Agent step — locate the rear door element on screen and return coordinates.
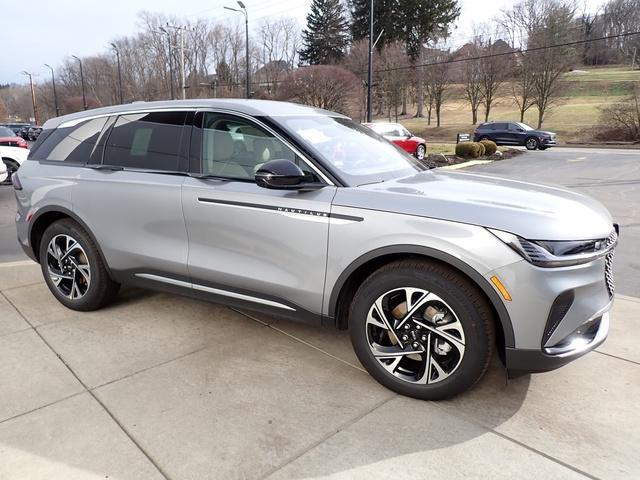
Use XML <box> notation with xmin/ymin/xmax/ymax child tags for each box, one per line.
<box><xmin>181</xmin><ymin>111</ymin><xmax>336</xmax><ymax>318</ymax></box>
<box><xmin>491</xmin><ymin>122</ymin><xmax>509</xmax><ymax>144</ymax></box>
<box><xmin>74</xmin><ymin>110</ymin><xmax>191</xmax><ymax>280</ymax></box>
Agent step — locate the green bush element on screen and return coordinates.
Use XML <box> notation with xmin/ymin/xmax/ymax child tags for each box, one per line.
<box><xmin>479</xmin><ymin>139</ymin><xmax>497</xmax><ymax>155</ymax></box>
<box><xmin>455</xmin><ymin>142</ymin><xmax>482</xmax><ymax>158</ymax></box>
<box><xmin>477</xmin><ymin>141</ymin><xmax>486</xmax><ymax>156</ymax></box>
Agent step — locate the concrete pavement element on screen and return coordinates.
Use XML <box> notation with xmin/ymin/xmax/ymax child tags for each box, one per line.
<box><xmin>1</xmin><ymin>262</ymin><xmax>639</xmax><ymax>480</ymax></box>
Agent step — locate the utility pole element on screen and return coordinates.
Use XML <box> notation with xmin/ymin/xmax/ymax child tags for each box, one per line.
<box><xmin>224</xmin><ymin>1</ymin><xmax>250</xmax><ymax>98</ymax></box>
<box><xmin>166</xmin><ymin>24</ymin><xmax>190</xmax><ymax>100</ymax></box>
<box><xmin>43</xmin><ymin>64</ymin><xmax>60</xmax><ymax>117</ymax></box>
<box><xmin>110</xmin><ymin>43</ymin><xmax>124</xmax><ymax>104</ymax></box>
<box><xmin>21</xmin><ymin>71</ymin><xmax>39</xmax><ymax>125</ymax></box>
<box><xmin>72</xmin><ymin>55</ymin><xmax>87</xmax><ymax>110</ymax></box>
<box><xmin>158</xmin><ymin>26</ymin><xmax>175</xmax><ymax>100</ymax></box>
<box><xmin>366</xmin><ymin>0</ymin><xmax>374</xmax><ymax>122</ymax></box>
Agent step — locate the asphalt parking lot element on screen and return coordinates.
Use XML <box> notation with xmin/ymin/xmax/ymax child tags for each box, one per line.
<box><xmin>1</xmin><ymin>147</ymin><xmax>639</xmax><ymax>479</ymax></box>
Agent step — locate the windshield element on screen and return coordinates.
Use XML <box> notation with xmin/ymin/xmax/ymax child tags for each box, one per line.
<box><xmin>276</xmin><ymin>116</ymin><xmax>424</xmax><ymax>186</ymax></box>
<box><xmin>0</xmin><ymin>126</ymin><xmax>16</xmax><ymax>137</ymax></box>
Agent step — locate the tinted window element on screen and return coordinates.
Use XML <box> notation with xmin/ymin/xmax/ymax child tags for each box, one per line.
<box><xmin>197</xmin><ymin>112</ymin><xmax>318</xmax><ymax>181</ymax></box>
<box><xmin>0</xmin><ymin>126</ymin><xmax>15</xmax><ymax>137</ymax></box>
<box><xmin>103</xmin><ymin>111</ymin><xmax>186</xmax><ymax>170</ymax></box>
<box><xmin>492</xmin><ymin>123</ymin><xmax>507</xmax><ymax>130</ymax></box>
<box><xmin>29</xmin><ymin>117</ymin><xmax>108</xmax><ymax>163</ymax></box>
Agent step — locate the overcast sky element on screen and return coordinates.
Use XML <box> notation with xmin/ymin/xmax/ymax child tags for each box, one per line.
<box><xmin>1</xmin><ymin>0</ymin><xmax>607</xmax><ymax>85</ymax></box>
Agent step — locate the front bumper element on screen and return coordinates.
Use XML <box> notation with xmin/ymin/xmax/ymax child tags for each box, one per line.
<box><xmin>506</xmin><ymin>306</ymin><xmax>610</xmax><ymax>375</ymax></box>
<box><xmin>541</xmin><ymin>136</ymin><xmax>557</xmax><ymax>146</ymax></box>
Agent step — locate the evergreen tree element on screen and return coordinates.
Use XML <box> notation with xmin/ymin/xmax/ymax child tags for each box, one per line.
<box><xmin>299</xmin><ymin>0</ymin><xmax>350</xmax><ymax>65</ymax></box>
<box><xmin>349</xmin><ymin>0</ymin><xmax>460</xmax><ymax>116</ymax></box>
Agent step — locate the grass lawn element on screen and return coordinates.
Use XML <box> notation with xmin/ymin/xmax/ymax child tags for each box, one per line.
<box><xmin>381</xmin><ymin>65</ymin><xmax>640</xmax><ymax>144</ymax></box>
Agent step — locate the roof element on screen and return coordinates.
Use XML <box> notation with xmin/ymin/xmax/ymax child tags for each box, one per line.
<box><xmin>44</xmin><ymin>99</ymin><xmax>347</xmax><ymax>129</ymax></box>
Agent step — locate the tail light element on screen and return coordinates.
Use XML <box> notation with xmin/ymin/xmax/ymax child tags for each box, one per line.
<box><xmin>12</xmin><ymin>172</ymin><xmax>23</xmax><ymax>190</ymax></box>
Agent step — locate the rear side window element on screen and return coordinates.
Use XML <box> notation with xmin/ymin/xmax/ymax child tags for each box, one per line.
<box><xmin>103</xmin><ymin>111</ymin><xmax>186</xmax><ymax>171</ymax></box>
<box><xmin>29</xmin><ymin>117</ymin><xmax>108</xmax><ymax>163</ymax></box>
<box><xmin>492</xmin><ymin>123</ymin><xmax>507</xmax><ymax>130</ymax></box>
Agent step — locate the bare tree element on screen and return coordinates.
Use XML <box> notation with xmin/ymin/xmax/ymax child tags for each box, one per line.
<box><xmin>256</xmin><ymin>17</ymin><xmax>300</xmax><ymax>96</ymax></box>
<box><xmin>278</xmin><ymin>65</ymin><xmax>360</xmax><ymax>115</ymax></box>
<box><xmin>424</xmin><ymin>50</ymin><xmax>451</xmax><ymax>127</ymax></box>
<box><xmin>460</xmin><ymin>43</ymin><xmax>484</xmax><ymax>124</ymax></box>
<box><xmin>511</xmin><ymin>54</ymin><xmax>536</xmax><ymax>122</ymax></box>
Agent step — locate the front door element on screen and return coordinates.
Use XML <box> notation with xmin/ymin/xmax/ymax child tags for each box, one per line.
<box><xmin>181</xmin><ymin>111</ymin><xmax>336</xmax><ymax>319</ymax></box>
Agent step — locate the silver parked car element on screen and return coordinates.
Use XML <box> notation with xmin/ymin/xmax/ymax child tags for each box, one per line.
<box><xmin>13</xmin><ymin>100</ymin><xmax>617</xmax><ymax>400</ymax></box>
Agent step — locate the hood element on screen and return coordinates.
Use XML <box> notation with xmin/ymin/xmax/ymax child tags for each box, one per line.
<box><xmin>334</xmin><ymin>170</ymin><xmax>613</xmax><ymax>241</ymax></box>
<box><xmin>537</xmin><ymin>130</ymin><xmax>555</xmax><ymax>136</ymax></box>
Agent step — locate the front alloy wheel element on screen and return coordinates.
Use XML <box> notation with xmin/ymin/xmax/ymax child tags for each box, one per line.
<box><xmin>349</xmin><ymin>260</ymin><xmax>494</xmax><ymax>400</ymax></box>
<box><xmin>525</xmin><ymin>137</ymin><xmax>539</xmax><ymax>150</ymax></box>
<box><xmin>415</xmin><ymin>144</ymin><xmax>426</xmax><ymax>161</ymax></box>
<box><xmin>366</xmin><ymin>288</ymin><xmax>465</xmax><ymax>385</ymax></box>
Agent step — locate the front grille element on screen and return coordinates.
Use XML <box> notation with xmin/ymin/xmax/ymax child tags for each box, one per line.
<box><xmin>604</xmin><ymin>228</ymin><xmax>617</xmax><ymax>299</ymax></box>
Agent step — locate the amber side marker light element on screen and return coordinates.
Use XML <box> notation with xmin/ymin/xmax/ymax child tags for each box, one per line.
<box><xmin>490</xmin><ymin>275</ymin><xmax>512</xmax><ymax>301</ymax></box>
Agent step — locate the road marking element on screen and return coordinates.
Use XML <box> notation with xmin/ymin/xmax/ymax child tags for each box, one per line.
<box><xmin>568</xmin><ymin>156</ymin><xmax>587</xmax><ymax>162</ymax></box>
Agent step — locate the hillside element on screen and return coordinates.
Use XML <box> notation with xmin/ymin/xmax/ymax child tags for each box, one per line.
<box><xmin>394</xmin><ymin>65</ymin><xmax>640</xmax><ymax>145</ymax></box>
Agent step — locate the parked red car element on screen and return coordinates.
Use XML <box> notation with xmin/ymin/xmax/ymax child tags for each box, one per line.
<box><xmin>0</xmin><ymin>126</ymin><xmax>28</xmax><ymax>149</ymax></box>
<box><xmin>363</xmin><ymin>122</ymin><xmax>427</xmax><ymax>160</ymax></box>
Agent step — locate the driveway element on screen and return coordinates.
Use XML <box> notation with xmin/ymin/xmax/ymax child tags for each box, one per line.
<box><xmin>1</xmin><ymin>147</ymin><xmax>639</xmax><ymax>479</ymax></box>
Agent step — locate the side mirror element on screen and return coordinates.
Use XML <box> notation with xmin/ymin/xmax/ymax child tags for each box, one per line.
<box><xmin>255</xmin><ymin>159</ymin><xmax>324</xmax><ymax>191</ymax></box>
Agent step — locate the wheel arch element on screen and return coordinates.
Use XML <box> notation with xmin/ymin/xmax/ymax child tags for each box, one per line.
<box><xmin>328</xmin><ymin>245</ymin><xmax>515</xmax><ymax>351</ymax></box>
<box><xmin>28</xmin><ymin>206</ymin><xmax>114</xmax><ymax>280</ymax></box>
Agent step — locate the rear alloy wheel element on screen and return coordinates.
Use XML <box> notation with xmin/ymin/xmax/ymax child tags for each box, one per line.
<box><xmin>525</xmin><ymin>137</ymin><xmax>539</xmax><ymax>150</ymax></box>
<box><xmin>349</xmin><ymin>260</ymin><xmax>494</xmax><ymax>400</ymax></box>
<box><xmin>40</xmin><ymin>219</ymin><xmax>119</xmax><ymax>311</ymax></box>
<box><xmin>415</xmin><ymin>144</ymin><xmax>426</xmax><ymax>160</ymax></box>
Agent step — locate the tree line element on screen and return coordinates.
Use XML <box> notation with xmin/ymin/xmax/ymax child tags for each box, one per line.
<box><xmin>1</xmin><ymin>0</ymin><xmax>639</xmax><ymax>129</ymax></box>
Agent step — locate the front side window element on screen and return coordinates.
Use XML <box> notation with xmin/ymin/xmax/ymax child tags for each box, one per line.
<box><xmin>198</xmin><ymin>112</ymin><xmax>319</xmax><ymax>182</ymax></box>
<box><xmin>103</xmin><ymin>111</ymin><xmax>186</xmax><ymax>170</ymax></box>
<box><xmin>277</xmin><ymin>116</ymin><xmax>424</xmax><ymax>186</ymax></box>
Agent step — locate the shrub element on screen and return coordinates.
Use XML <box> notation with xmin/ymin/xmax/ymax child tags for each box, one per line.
<box><xmin>480</xmin><ymin>139</ymin><xmax>497</xmax><ymax>155</ymax></box>
<box><xmin>455</xmin><ymin>142</ymin><xmax>482</xmax><ymax>158</ymax></box>
<box><xmin>477</xmin><ymin>141</ymin><xmax>486</xmax><ymax>156</ymax></box>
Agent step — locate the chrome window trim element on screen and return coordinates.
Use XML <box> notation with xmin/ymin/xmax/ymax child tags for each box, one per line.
<box><xmin>58</xmin><ymin>107</ymin><xmax>199</xmax><ymax>128</ymax></box>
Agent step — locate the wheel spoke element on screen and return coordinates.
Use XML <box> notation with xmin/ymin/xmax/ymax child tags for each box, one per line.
<box><xmin>75</xmin><ymin>263</ymin><xmax>90</xmax><ymax>283</ymax></box>
<box><xmin>396</xmin><ymin>291</ymin><xmax>438</xmax><ymax>330</ymax></box>
<box><xmin>414</xmin><ymin>319</ymin><xmax>465</xmax><ymax>352</ymax></box>
<box><xmin>415</xmin><ymin>332</ymin><xmax>431</xmax><ymax>384</ymax></box>
<box><xmin>428</xmin><ymin>356</ymin><xmax>449</xmax><ymax>384</ymax></box>
<box><xmin>371</xmin><ymin>343</ymin><xmax>424</xmax><ymax>358</ymax></box>
<box><xmin>372</xmin><ymin>299</ymin><xmax>404</xmax><ymax>348</ymax></box>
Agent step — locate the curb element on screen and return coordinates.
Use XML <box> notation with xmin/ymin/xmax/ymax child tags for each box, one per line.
<box><xmin>440</xmin><ymin>160</ymin><xmax>493</xmax><ymax>170</ymax></box>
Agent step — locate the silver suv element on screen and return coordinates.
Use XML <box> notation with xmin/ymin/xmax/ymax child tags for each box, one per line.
<box><xmin>13</xmin><ymin>100</ymin><xmax>617</xmax><ymax>400</ymax></box>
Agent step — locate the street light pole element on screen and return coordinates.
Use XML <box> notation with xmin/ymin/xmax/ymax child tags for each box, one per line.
<box><xmin>21</xmin><ymin>71</ymin><xmax>39</xmax><ymax>125</ymax></box>
<box><xmin>110</xmin><ymin>43</ymin><xmax>124</xmax><ymax>104</ymax></box>
<box><xmin>72</xmin><ymin>55</ymin><xmax>87</xmax><ymax>110</ymax></box>
<box><xmin>225</xmin><ymin>1</ymin><xmax>250</xmax><ymax>98</ymax></box>
<box><xmin>43</xmin><ymin>64</ymin><xmax>60</xmax><ymax>117</ymax></box>
<box><xmin>366</xmin><ymin>0</ymin><xmax>374</xmax><ymax>122</ymax></box>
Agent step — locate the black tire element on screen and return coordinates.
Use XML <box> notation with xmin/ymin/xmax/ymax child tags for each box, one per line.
<box><xmin>479</xmin><ymin>136</ymin><xmax>491</xmax><ymax>142</ymax></box>
<box><xmin>349</xmin><ymin>259</ymin><xmax>494</xmax><ymax>400</ymax></box>
<box><xmin>415</xmin><ymin>144</ymin><xmax>426</xmax><ymax>160</ymax></box>
<box><xmin>525</xmin><ymin>137</ymin><xmax>539</xmax><ymax>150</ymax></box>
<box><xmin>39</xmin><ymin>219</ymin><xmax>119</xmax><ymax>311</ymax></box>
<box><xmin>1</xmin><ymin>159</ymin><xmax>19</xmax><ymax>185</ymax></box>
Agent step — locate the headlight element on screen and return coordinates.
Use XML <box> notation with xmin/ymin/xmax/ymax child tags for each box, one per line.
<box><xmin>488</xmin><ymin>228</ymin><xmax>617</xmax><ymax>267</ymax></box>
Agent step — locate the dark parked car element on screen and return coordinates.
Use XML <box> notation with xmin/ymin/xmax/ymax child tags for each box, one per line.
<box><xmin>474</xmin><ymin>122</ymin><xmax>556</xmax><ymax>150</ymax></box>
<box><xmin>1</xmin><ymin>123</ymin><xmax>33</xmax><ymax>141</ymax></box>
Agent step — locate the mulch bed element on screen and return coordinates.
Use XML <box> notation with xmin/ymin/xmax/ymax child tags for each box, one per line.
<box><xmin>418</xmin><ymin>148</ymin><xmax>523</xmax><ymax>169</ymax></box>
